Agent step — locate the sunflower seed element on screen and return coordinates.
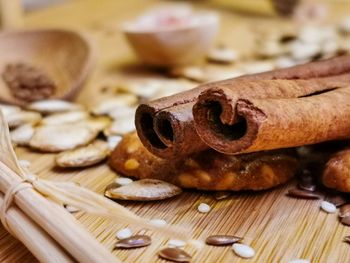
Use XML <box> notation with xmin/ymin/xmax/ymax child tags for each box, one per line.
<box><xmin>320</xmin><ymin>201</ymin><xmax>337</xmax><ymax>213</ymax></box>
<box><xmin>158</xmin><ymin>247</ymin><xmax>191</xmax><ymax>262</ymax></box>
<box><xmin>198</xmin><ymin>203</ymin><xmax>211</xmax><ymax>213</ymax></box>
<box><xmin>64</xmin><ymin>204</ymin><xmax>80</xmax><ymax>213</ymax></box>
<box><xmin>10</xmin><ymin>124</ymin><xmax>34</xmax><ymax>145</ymax></box>
<box><xmin>325</xmin><ymin>194</ymin><xmax>348</xmax><ymax>207</ymax></box>
<box><xmin>287</xmin><ymin>188</ymin><xmax>322</xmax><ymax>199</ymax></box>
<box><xmin>341</xmin><ymin>215</ymin><xmax>350</xmax><ymax>226</ymax></box>
<box><xmin>339</xmin><ymin>204</ymin><xmax>350</xmax><ymax>218</ymax></box>
<box><xmin>206</xmin><ymin>235</ymin><xmax>243</xmax><ymax>246</ymax></box>
<box><xmin>29</xmin><ymin>123</ymin><xmax>98</xmax><ymax>152</ymax></box>
<box><xmin>168</xmin><ymin>239</ymin><xmax>186</xmax><ymax>248</ymax></box>
<box><xmin>6</xmin><ymin>111</ymin><xmax>41</xmax><ymax>128</ymax></box>
<box><xmin>207</xmin><ymin>47</ymin><xmax>239</xmax><ymax>64</ymax></box>
<box><xmin>214</xmin><ymin>191</ymin><xmax>231</xmax><ymax>200</ymax></box>
<box><xmin>115</xmin><ymin>235</ymin><xmax>151</xmax><ymax>249</ymax></box>
<box><xmin>114</xmin><ymin>177</ymin><xmax>133</xmax><ymax>186</ymax></box>
<box><xmin>91</xmin><ymin>95</ymin><xmax>138</xmax><ymax>115</ymax></box>
<box><xmin>232</xmin><ymin>243</ymin><xmax>255</xmax><ymax>259</ymax></box>
<box><xmin>27</xmin><ymin>100</ymin><xmax>82</xmax><ymax>114</ymax></box>
<box><xmin>42</xmin><ymin>111</ymin><xmax>89</xmax><ymax>125</ymax></box>
<box><xmin>105</xmin><ymin>179</ymin><xmax>182</xmax><ymax>201</ymax></box>
<box><xmin>55</xmin><ymin>140</ymin><xmax>109</xmax><ymax>168</ymax></box>
<box><xmin>116</xmin><ymin>228</ymin><xmax>132</xmax><ymax>240</ymax></box>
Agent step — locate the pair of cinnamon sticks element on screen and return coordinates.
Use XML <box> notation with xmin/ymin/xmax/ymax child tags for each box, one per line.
<box><xmin>135</xmin><ymin>55</ymin><xmax>350</xmax><ymax>158</ymax></box>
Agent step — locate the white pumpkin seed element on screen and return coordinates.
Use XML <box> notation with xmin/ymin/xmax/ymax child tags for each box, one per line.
<box><xmin>275</xmin><ymin>56</ymin><xmax>297</xmax><ymax>69</ymax></box>
<box><xmin>91</xmin><ymin>94</ymin><xmax>138</xmax><ymax>115</ymax></box>
<box><xmin>10</xmin><ymin>124</ymin><xmax>34</xmax><ymax>145</ymax></box>
<box><xmin>27</xmin><ymin>100</ymin><xmax>82</xmax><ymax>114</ymax></box>
<box><xmin>150</xmin><ymin>219</ymin><xmax>167</xmax><ymax>227</ymax></box>
<box><xmin>104</xmin><ymin>118</ymin><xmax>135</xmax><ymax>136</ymax></box>
<box><xmin>85</xmin><ymin>117</ymin><xmax>111</xmax><ymax>133</ymax></box>
<box><xmin>168</xmin><ymin>239</ymin><xmax>186</xmax><ymax>248</ymax></box>
<box><xmin>0</xmin><ymin>104</ymin><xmax>21</xmax><ymax>117</ymax></box>
<box><xmin>55</xmin><ymin>140</ymin><xmax>109</xmax><ymax>168</ymax></box>
<box><xmin>42</xmin><ymin>111</ymin><xmax>89</xmax><ymax>125</ymax></box>
<box><xmin>232</xmin><ymin>243</ymin><xmax>255</xmax><ymax>259</ymax></box>
<box><xmin>320</xmin><ymin>201</ymin><xmax>337</xmax><ymax>214</ymax></box>
<box><xmin>29</xmin><ymin>123</ymin><xmax>98</xmax><ymax>152</ymax></box>
<box><xmin>290</xmin><ymin>41</ymin><xmax>321</xmax><ymax>61</ymax></box>
<box><xmin>6</xmin><ymin>111</ymin><xmax>41</xmax><ymax>128</ymax></box>
<box><xmin>105</xmin><ymin>179</ymin><xmax>182</xmax><ymax>201</ymax></box>
<box><xmin>116</xmin><ymin>228</ymin><xmax>133</xmax><ymax>240</ymax></box>
<box><xmin>114</xmin><ymin>177</ymin><xmax>133</xmax><ymax>186</ymax></box>
<box><xmin>241</xmin><ymin>61</ymin><xmax>274</xmax><ymax>74</ymax></box>
<box><xmin>108</xmin><ymin>106</ymin><xmax>136</xmax><ymax>120</ymax></box>
<box><xmin>198</xmin><ymin>203</ymin><xmax>211</xmax><ymax>213</ymax></box>
<box><xmin>118</xmin><ymin>81</ymin><xmax>161</xmax><ymax>98</ymax></box>
<box><xmin>169</xmin><ymin>66</ymin><xmax>206</xmax><ymax>82</ymax></box>
<box><xmin>107</xmin><ymin>135</ymin><xmax>122</xmax><ymax>150</ymax></box>
<box><xmin>207</xmin><ymin>47</ymin><xmax>239</xmax><ymax>63</ymax></box>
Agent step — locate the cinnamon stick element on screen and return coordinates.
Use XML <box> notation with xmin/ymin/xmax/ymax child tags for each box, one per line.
<box><xmin>135</xmin><ymin>55</ymin><xmax>350</xmax><ymax>158</ymax></box>
<box><xmin>193</xmin><ymin>86</ymin><xmax>350</xmax><ymax>154</ymax></box>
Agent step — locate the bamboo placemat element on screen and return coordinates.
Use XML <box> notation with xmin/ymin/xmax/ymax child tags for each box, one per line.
<box><xmin>1</xmin><ymin>0</ymin><xmax>350</xmax><ymax>262</ymax></box>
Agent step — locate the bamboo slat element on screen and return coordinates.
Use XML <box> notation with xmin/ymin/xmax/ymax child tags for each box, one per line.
<box><xmin>1</xmin><ymin>0</ymin><xmax>350</xmax><ymax>262</ymax></box>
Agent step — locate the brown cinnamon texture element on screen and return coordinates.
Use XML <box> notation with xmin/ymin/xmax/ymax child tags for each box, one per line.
<box><xmin>194</xmin><ymin>87</ymin><xmax>350</xmax><ymax>154</ymax></box>
<box><xmin>135</xmin><ymin>55</ymin><xmax>350</xmax><ymax>158</ymax></box>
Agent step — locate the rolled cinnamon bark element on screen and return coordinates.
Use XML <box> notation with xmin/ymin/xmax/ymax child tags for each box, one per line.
<box><xmin>135</xmin><ymin>55</ymin><xmax>350</xmax><ymax>158</ymax></box>
<box><xmin>194</xmin><ymin>86</ymin><xmax>350</xmax><ymax>154</ymax></box>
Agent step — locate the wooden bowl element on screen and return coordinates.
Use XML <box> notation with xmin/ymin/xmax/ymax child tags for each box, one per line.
<box><xmin>123</xmin><ymin>12</ymin><xmax>219</xmax><ymax>67</ymax></box>
<box><xmin>0</xmin><ymin>29</ymin><xmax>95</xmax><ymax>106</ymax></box>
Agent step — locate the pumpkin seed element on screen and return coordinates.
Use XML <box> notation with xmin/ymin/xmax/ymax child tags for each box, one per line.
<box><xmin>207</xmin><ymin>46</ymin><xmax>239</xmax><ymax>64</ymax></box>
<box><xmin>91</xmin><ymin>95</ymin><xmax>138</xmax><ymax>115</ymax></box>
<box><xmin>42</xmin><ymin>111</ymin><xmax>89</xmax><ymax>125</ymax></box>
<box><xmin>0</xmin><ymin>104</ymin><xmax>21</xmax><ymax>117</ymax></box>
<box><xmin>29</xmin><ymin>123</ymin><xmax>98</xmax><ymax>152</ymax></box>
<box><xmin>232</xmin><ymin>243</ymin><xmax>255</xmax><ymax>259</ymax></box>
<box><xmin>55</xmin><ymin>140</ymin><xmax>109</xmax><ymax>168</ymax></box>
<box><xmin>27</xmin><ymin>100</ymin><xmax>82</xmax><ymax>114</ymax></box>
<box><xmin>103</xmin><ymin>118</ymin><xmax>135</xmax><ymax>136</ymax></box>
<box><xmin>105</xmin><ymin>179</ymin><xmax>182</xmax><ymax>201</ymax></box>
<box><xmin>6</xmin><ymin>111</ymin><xmax>41</xmax><ymax>128</ymax></box>
<box><xmin>10</xmin><ymin>124</ymin><xmax>34</xmax><ymax>145</ymax></box>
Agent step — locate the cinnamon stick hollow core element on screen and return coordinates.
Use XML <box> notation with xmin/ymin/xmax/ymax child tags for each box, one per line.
<box><xmin>135</xmin><ymin>55</ymin><xmax>350</xmax><ymax>159</ymax></box>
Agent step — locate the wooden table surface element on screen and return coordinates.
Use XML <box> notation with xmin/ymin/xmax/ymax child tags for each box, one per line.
<box><xmin>1</xmin><ymin>0</ymin><xmax>350</xmax><ymax>262</ymax></box>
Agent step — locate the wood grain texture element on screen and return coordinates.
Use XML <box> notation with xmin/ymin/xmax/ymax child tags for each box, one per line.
<box><xmin>1</xmin><ymin>0</ymin><xmax>350</xmax><ymax>262</ymax></box>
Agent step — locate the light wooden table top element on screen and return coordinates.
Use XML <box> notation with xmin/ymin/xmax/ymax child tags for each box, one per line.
<box><xmin>1</xmin><ymin>0</ymin><xmax>350</xmax><ymax>262</ymax></box>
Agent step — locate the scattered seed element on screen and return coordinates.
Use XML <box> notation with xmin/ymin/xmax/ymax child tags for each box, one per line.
<box><xmin>0</xmin><ymin>104</ymin><xmax>21</xmax><ymax>117</ymax></box>
<box><xmin>19</xmin><ymin>159</ymin><xmax>31</xmax><ymax>169</ymax></box>
<box><xmin>168</xmin><ymin>239</ymin><xmax>186</xmax><ymax>248</ymax></box>
<box><xmin>339</xmin><ymin>204</ymin><xmax>350</xmax><ymax>218</ymax></box>
<box><xmin>207</xmin><ymin>47</ymin><xmax>239</xmax><ymax>64</ymax></box>
<box><xmin>55</xmin><ymin>140</ymin><xmax>109</xmax><ymax>168</ymax></box>
<box><xmin>214</xmin><ymin>191</ymin><xmax>231</xmax><ymax>200</ymax></box>
<box><xmin>241</xmin><ymin>61</ymin><xmax>274</xmax><ymax>74</ymax></box>
<box><xmin>29</xmin><ymin>123</ymin><xmax>98</xmax><ymax>152</ymax></box>
<box><xmin>320</xmin><ymin>201</ymin><xmax>337</xmax><ymax>213</ymax></box>
<box><xmin>64</xmin><ymin>204</ymin><xmax>80</xmax><ymax>213</ymax></box>
<box><xmin>114</xmin><ymin>177</ymin><xmax>133</xmax><ymax>186</ymax></box>
<box><xmin>107</xmin><ymin>135</ymin><xmax>122</xmax><ymax>150</ymax></box>
<box><xmin>232</xmin><ymin>243</ymin><xmax>255</xmax><ymax>259</ymax></box>
<box><xmin>115</xmin><ymin>235</ymin><xmax>151</xmax><ymax>249</ymax></box>
<box><xmin>169</xmin><ymin>66</ymin><xmax>206</xmax><ymax>82</ymax></box>
<box><xmin>6</xmin><ymin>111</ymin><xmax>41</xmax><ymax>128</ymax></box>
<box><xmin>103</xmin><ymin>118</ymin><xmax>135</xmax><ymax>136</ymax></box>
<box><xmin>341</xmin><ymin>215</ymin><xmax>350</xmax><ymax>226</ymax></box>
<box><xmin>287</xmin><ymin>188</ymin><xmax>322</xmax><ymax>199</ymax></box>
<box><xmin>116</xmin><ymin>228</ymin><xmax>132</xmax><ymax>240</ymax></box>
<box><xmin>10</xmin><ymin>124</ymin><xmax>34</xmax><ymax>146</ymax></box>
<box><xmin>297</xmin><ymin>182</ymin><xmax>316</xmax><ymax>192</ymax></box>
<box><xmin>85</xmin><ymin>116</ymin><xmax>112</xmax><ymax>133</ymax></box>
<box><xmin>27</xmin><ymin>100</ymin><xmax>82</xmax><ymax>114</ymax></box>
<box><xmin>275</xmin><ymin>56</ymin><xmax>297</xmax><ymax>69</ymax></box>
<box><xmin>42</xmin><ymin>111</ymin><xmax>89</xmax><ymax>125</ymax></box>
<box><xmin>206</xmin><ymin>235</ymin><xmax>243</xmax><ymax>246</ymax></box>
<box><xmin>325</xmin><ymin>194</ymin><xmax>348</xmax><ymax>207</ymax></box>
<box><xmin>105</xmin><ymin>179</ymin><xmax>182</xmax><ymax>201</ymax></box>
<box><xmin>150</xmin><ymin>219</ymin><xmax>167</xmax><ymax>227</ymax></box>
<box><xmin>91</xmin><ymin>95</ymin><xmax>138</xmax><ymax>115</ymax></box>
<box><xmin>108</xmin><ymin>106</ymin><xmax>136</xmax><ymax>120</ymax></box>
<box><xmin>158</xmin><ymin>247</ymin><xmax>191</xmax><ymax>263</ymax></box>
<box><xmin>198</xmin><ymin>203</ymin><xmax>211</xmax><ymax>213</ymax></box>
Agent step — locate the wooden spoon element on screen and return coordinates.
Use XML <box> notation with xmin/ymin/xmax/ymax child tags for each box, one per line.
<box><xmin>0</xmin><ymin>29</ymin><xmax>95</xmax><ymax>106</ymax></box>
